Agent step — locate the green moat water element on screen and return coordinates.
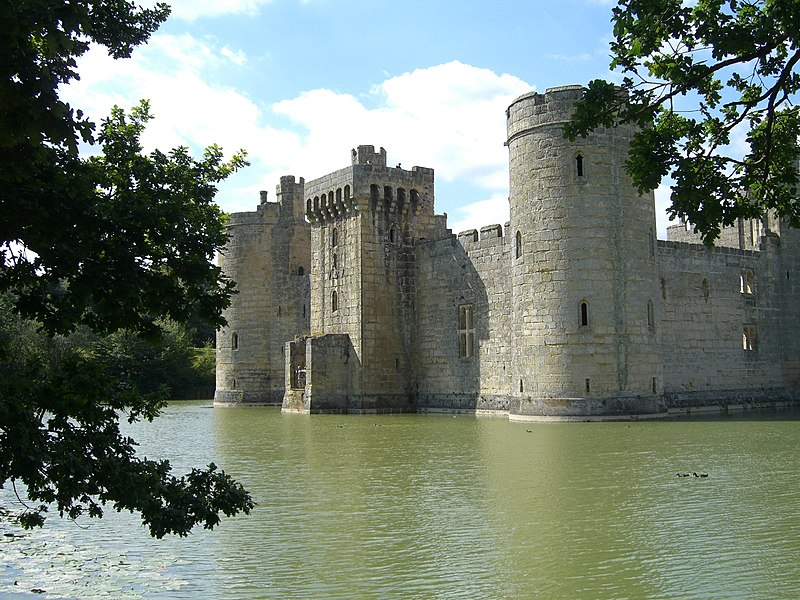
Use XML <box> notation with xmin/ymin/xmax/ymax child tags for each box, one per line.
<box><xmin>3</xmin><ymin>402</ymin><xmax>800</xmax><ymax>598</ymax></box>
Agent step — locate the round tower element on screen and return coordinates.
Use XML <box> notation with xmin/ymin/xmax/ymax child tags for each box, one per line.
<box><xmin>506</xmin><ymin>85</ymin><xmax>663</xmax><ymax>417</ymax></box>
<box><xmin>214</xmin><ymin>208</ymin><xmax>275</xmax><ymax>405</ymax></box>
<box><xmin>215</xmin><ymin>177</ymin><xmax>311</xmax><ymax>406</ymax></box>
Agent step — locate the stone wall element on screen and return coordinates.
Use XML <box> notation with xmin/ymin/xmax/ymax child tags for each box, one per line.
<box><xmin>215</xmin><ymin>90</ymin><xmax>800</xmax><ymax>418</ymax></box>
<box><xmin>304</xmin><ymin>147</ymin><xmax>436</xmax><ymax>406</ymax></box>
<box><xmin>506</xmin><ymin>86</ymin><xmax>663</xmax><ymax>414</ymax></box>
<box><xmin>303</xmin><ymin>333</ymin><xmax>354</xmax><ymax>413</ymax></box>
<box><xmin>215</xmin><ymin>178</ymin><xmax>310</xmax><ymax>405</ymax></box>
<box><xmin>657</xmin><ymin>238</ymin><xmax>788</xmax><ymax>401</ymax></box>
<box><xmin>667</xmin><ymin>217</ymin><xmax>768</xmax><ymax>250</ymax></box>
<box><xmin>414</xmin><ymin>223</ymin><xmax>512</xmax><ymax>411</ymax></box>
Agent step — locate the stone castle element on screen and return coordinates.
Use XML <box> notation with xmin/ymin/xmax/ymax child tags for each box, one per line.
<box><xmin>214</xmin><ymin>85</ymin><xmax>800</xmax><ymax>419</ymax></box>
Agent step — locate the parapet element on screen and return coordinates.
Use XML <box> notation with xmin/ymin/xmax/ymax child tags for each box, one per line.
<box><xmin>276</xmin><ymin>175</ymin><xmax>306</xmax><ymax>221</ymax></box>
<box><xmin>506</xmin><ymin>84</ymin><xmax>585</xmax><ymax>144</ymax></box>
<box><xmin>351</xmin><ymin>145</ymin><xmax>387</xmax><ymax>167</ymax></box>
<box><xmin>480</xmin><ymin>224</ymin><xmax>503</xmax><ymax>240</ymax></box>
<box><xmin>305</xmin><ymin>147</ymin><xmax>436</xmax><ymax>224</ymax></box>
<box><xmin>454</xmin><ymin>223</ymin><xmax>507</xmax><ymax>253</ymax></box>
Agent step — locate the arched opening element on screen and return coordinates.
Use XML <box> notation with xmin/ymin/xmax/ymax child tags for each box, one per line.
<box><xmin>580</xmin><ymin>301</ymin><xmax>589</xmax><ymax>327</ymax></box>
<box><xmin>331</xmin><ymin>290</ymin><xmax>338</xmax><ymax>313</ymax></box>
<box><xmin>576</xmin><ymin>153</ymin><xmax>585</xmax><ymax>177</ymax></box>
<box><xmin>515</xmin><ymin>230</ymin><xmax>523</xmax><ymax>259</ymax></box>
<box><xmin>743</xmin><ymin>325</ymin><xmax>757</xmax><ymax>351</ymax></box>
<box><xmin>298</xmin><ymin>266</ymin><xmax>305</xmax><ymax>276</ymax></box>
<box><xmin>232</xmin><ymin>332</ymin><xmax>239</xmax><ymax>351</ymax></box>
<box><xmin>647</xmin><ymin>299</ymin><xmax>655</xmax><ymax>330</ymax></box>
<box><xmin>740</xmin><ymin>270</ymin><xmax>754</xmax><ymax>294</ymax></box>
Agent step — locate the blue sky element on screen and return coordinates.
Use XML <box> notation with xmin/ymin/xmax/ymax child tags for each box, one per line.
<box><xmin>62</xmin><ymin>0</ymin><xmax>676</xmax><ymax>236</ymax></box>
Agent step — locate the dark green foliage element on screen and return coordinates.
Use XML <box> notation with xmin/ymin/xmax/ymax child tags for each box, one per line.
<box><xmin>0</xmin><ymin>321</ymin><xmax>252</xmax><ymax>537</ymax></box>
<box><xmin>565</xmin><ymin>0</ymin><xmax>800</xmax><ymax>244</ymax></box>
<box><xmin>93</xmin><ymin>321</ymin><xmax>216</xmax><ymax>399</ymax></box>
<box><xmin>0</xmin><ymin>1</ymin><xmax>253</xmax><ymax>536</ymax></box>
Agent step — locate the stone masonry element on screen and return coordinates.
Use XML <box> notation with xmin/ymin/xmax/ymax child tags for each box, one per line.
<box><xmin>215</xmin><ymin>85</ymin><xmax>800</xmax><ymax>418</ymax></box>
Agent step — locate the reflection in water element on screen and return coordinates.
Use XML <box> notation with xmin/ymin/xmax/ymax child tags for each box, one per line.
<box><xmin>2</xmin><ymin>404</ymin><xmax>800</xmax><ymax>598</ymax></box>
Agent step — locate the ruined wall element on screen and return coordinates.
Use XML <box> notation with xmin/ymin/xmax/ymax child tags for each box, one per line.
<box><xmin>414</xmin><ymin>224</ymin><xmax>512</xmax><ymax>411</ymax></box>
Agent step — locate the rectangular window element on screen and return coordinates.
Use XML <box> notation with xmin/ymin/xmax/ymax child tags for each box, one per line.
<box><xmin>458</xmin><ymin>304</ymin><xmax>475</xmax><ymax>358</ymax></box>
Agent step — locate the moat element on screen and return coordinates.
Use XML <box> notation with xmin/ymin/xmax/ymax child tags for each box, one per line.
<box><xmin>3</xmin><ymin>402</ymin><xmax>800</xmax><ymax>598</ymax></box>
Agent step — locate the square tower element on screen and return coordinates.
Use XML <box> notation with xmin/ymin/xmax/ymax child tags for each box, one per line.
<box><xmin>296</xmin><ymin>146</ymin><xmax>435</xmax><ymax>412</ymax></box>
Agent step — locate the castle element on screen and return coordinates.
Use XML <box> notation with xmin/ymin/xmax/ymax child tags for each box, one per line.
<box><xmin>214</xmin><ymin>85</ymin><xmax>800</xmax><ymax>419</ymax></box>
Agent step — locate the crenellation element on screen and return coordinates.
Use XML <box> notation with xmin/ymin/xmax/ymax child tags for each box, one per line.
<box><xmin>215</xmin><ymin>84</ymin><xmax>800</xmax><ymax>416</ymax></box>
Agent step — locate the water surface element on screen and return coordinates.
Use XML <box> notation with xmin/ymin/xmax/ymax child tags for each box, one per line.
<box><xmin>2</xmin><ymin>404</ymin><xmax>800</xmax><ymax>598</ymax></box>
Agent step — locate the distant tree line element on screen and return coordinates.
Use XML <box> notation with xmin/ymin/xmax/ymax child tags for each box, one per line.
<box><xmin>0</xmin><ymin>293</ymin><xmax>216</xmax><ymax>401</ymax></box>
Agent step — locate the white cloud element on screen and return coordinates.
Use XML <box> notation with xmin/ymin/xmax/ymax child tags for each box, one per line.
<box><xmin>448</xmin><ymin>194</ymin><xmax>510</xmax><ymax>235</ymax></box>
<box><xmin>63</xmin><ymin>41</ymin><xmax>537</xmax><ymax>225</ymax></box>
<box><xmin>270</xmin><ymin>61</ymin><xmax>531</xmax><ymax>214</ymax></box>
<box><xmin>220</xmin><ymin>46</ymin><xmax>248</xmax><ymax>66</ymax></box>
<box><xmin>373</xmin><ymin>62</ymin><xmax>531</xmax><ymax>182</ymax></box>
<box><xmin>62</xmin><ymin>35</ymin><xmax>260</xmax><ymax>155</ymax></box>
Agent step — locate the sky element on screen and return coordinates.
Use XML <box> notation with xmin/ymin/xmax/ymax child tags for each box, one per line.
<box><xmin>61</xmin><ymin>0</ymin><xmax>677</xmax><ymax>237</ymax></box>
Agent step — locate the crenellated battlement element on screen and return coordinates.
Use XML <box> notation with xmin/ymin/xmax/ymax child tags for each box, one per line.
<box><xmin>305</xmin><ymin>147</ymin><xmax>435</xmax><ymax>225</ymax></box>
<box><xmin>506</xmin><ymin>85</ymin><xmax>591</xmax><ymax>145</ymax></box>
<box><xmin>351</xmin><ymin>144</ymin><xmax>386</xmax><ymax>167</ymax></box>
<box><xmin>454</xmin><ymin>223</ymin><xmax>511</xmax><ymax>254</ymax></box>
